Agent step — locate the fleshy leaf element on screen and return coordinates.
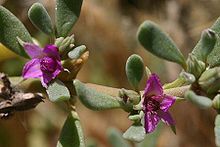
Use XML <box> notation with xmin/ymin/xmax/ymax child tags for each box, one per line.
<box><xmin>137</xmin><ymin>21</ymin><xmax>186</xmax><ymax>69</ymax></box>
<box><xmin>68</xmin><ymin>45</ymin><xmax>86</xmax><ymax>59</ymax></box>
<box><xmin>192</xmin><ymin>29</ymin><xmax>216</xmax><ymax>63</ymax></box>
<box><xmin>206</xmin><ymin>17</ymin><xmax>220</xmax><ymax>67</ymax></box>
<box><xmin>57</xmin><ymin>111</ymin><xmax>85</xmax><ymax>147</ymax></box>
<box><xmin>126</xmin><ymin>54</ymin><xmax>144</xmax><ymax>90</ymax></box>
<box><xmin>198</xmin><ymin>67</ymin><xmax>220</xmax><ymax>94</ymax></box>
<box><xmin>184</xmin><ymin>90</ymin><xmax>212</xmax><ymax>109</ymax></box>
<box><xmin>73</xmin><ymin>80</ymin><xmax>122</xmax><ymax>110</ymax></box>
<box><xmin>46</xmin><ymin>79</ymin><xmax>70</xmax><ymax>102</ymax></box>
<box><xmin>0</xmin><ymin>6</ymin><xmax>32</xmax><ymax>58</ymax></box>
<box><xmin>107</xmin><ymin>128</ymin><xmax>131</xmax><ymax>147</ymax></box>
<box><xmin>28</xmin><ymin>3</ymin><xmax>54</xmax><ymax>35</ymax></box>
<box><xmin>123</xmin><ymin>124</ymin><xmax>145</xmax><ymax>142</ymax></box>
<box><xmin>56</xmin><ymin>0</ymin><xmax>83</xmax><ymax>37</ymax></box>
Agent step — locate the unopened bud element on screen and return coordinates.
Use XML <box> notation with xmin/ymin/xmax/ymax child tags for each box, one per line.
<box><xmin>187</xmin><ymin>54</ymin><xmax>206</xmax><ymax>79</ymax></box>
<box><xmin>55</xmin><ymin>35</ymin><xmax>75</xmax><ymax>59</ymax></box>
<box><xmin>118</xmin><ymin>88</ymin><xmax>140</xmax><ymax>105</ymax></box>
<box><xmin>55</xmin><ymin>37</ymin><xmax>64</xmax><ymax>47</ymax></box>
<box><xmin>212</xmin><ymin>94</ymin><xmax>220</xmax><ymax>110</ymax></box>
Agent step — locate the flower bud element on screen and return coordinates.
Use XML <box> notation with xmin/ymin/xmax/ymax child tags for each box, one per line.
<box><xmin>55</xmin><ymin>35</ymin><xmax>75</xmax><ymax>59</ymax></box>
<box><xmin>186</xmin><ymin>54</ymin><xmax>206</xmax><ymax>79</ymax></box>
<box><xmin>163</xmin><ymin>72</ymin><xmax>195</xmax><ymax>89</ymax></box>
<box><xmin>212</xmin><ymin>94</ymin><xmax>220</xmax><ymax>110</ymax></box>
<box><xmin>198</xmin><ymin>67</ymin><xmax>220</xmax><ymax>94</ymax></box>
<box><xmin>55</xmin><ymin>37</ymin><xmax>64</xmax><ymax>47</ymax></box>
<box><xmin>118</xmin><ymin>88</ymin><xmax>140</xmax><ymax>105</ymax></box>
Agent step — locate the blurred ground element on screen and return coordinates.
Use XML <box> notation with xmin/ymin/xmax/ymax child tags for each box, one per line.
<box><xmin>0</xmin><ymin>0</ymin><xmax>220</xmax><ymax>146</ymax></box>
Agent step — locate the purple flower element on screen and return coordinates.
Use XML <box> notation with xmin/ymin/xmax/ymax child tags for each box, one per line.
<box><xmin>143</xmin><ymin>74</ymin><xmax>175</xmax><ymax>133</ymax></box>
<box><xmin>22</xmin><ymin>43</ymin><xmax>63</xmax><ymax>87</ymax></box>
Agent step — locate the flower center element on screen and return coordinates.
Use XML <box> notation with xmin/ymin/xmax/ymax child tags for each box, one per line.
<box><xmin>146</xmin><ymin>98</ymin><xmax>160</xmax><ymax>111</ymax></box>
<box><xmin>40</xmin><ymin>57</ymin><xmax>57</xmax><ymax>73</ymax></box>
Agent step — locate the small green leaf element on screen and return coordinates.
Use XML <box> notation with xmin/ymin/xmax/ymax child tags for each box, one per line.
<box><xmin>184</xmin><ymin>90</ymin><xmax>212</xmax><ymax>109</ymax></box>
<box><xmin>192</xmin><ymin>29</ymin><xmax>216</xmax><ymax>63</ymax></box>
<box><xmin>46</xmin><ymin>79</ymin><xmax>70</xmax><ymax>102</ymax></box>
<box><xmin>123</xmin><ymin>124</ymin><xmax>145</xmax><ymax>142</ymax></box>
<box><xmin>56</xmin><ymin>0</ymin><xmax>83</xmax><ymax>37</ymax></box>
<box><xmin>68</xmin><ymin>45</ymin><xmax>86</xmax><ymax>59</ymax></box>
<box><xmin>215</xmin><ymin>115</ymin><xmax>220</xmax><ymax>147</ymax></box>
<box><xmin>107</xmin><ymin>128</ymin><xmax>131</xmax><ymax>147</ymax></box>
<box><xmin>57</xmin><ymin>111</ymin><xmax>85</xmax><ymax>147</ymax></box>
<box><xmin>126</xmin><ymin>54</ymin><xmax>144</xmax><ymax>90</ymax></box>
<box><xmin>0</xmin><ymin>6</ymin><xmax>32</xmax><ymax>58</ymax></box>
<box><xmin>73</xmin><ymin>80</ymin><xmax>122</xmax><ymax>110</ymax></box>
<box><xmin>206</xmin><ymin>17</ymin><xmax>220</xmax><ymax>67</ymax></box>
<box><xmin>137</xmin><ymin>21</ymin><xmax>186</xmax><ymax>69</ymax></box>
<box><xmin>28</xmin><ymin>3</ymin><xmax>54</xmax><ymax>35</ymax></box>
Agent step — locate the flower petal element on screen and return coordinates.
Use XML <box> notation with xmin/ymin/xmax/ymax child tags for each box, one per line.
<box><xmin>144</xmin><ymin>111</ymin><xmax>160</xmax><ymax>133</ymax></box>
<box><xmin>43</xmin><ymin>45</ymin><xmax>60</xmax><ymax>59</ymax></box>
<box><xmin>41</xmin><ymin>62</ymin><xmax>62</xmax><ymax>87</ymax></box>
<box><xmin>24</xmin><ymin>43</ymin><xmax>44</xmax><ymax>58</ymax></box>
<box><xmin>144</xmin><ymin>74</ymin><xmax>163</xmax><ymax>97</ymax></box>
<box><xmin>158</xmin><ymin>110</ymin><xmax>175</xmax><ymax>126</ymax></box>
<box><xmin>160</xmin><ymin>95</ymin><xmax>176</xmax><ymax>112</ymax></box>
<box><xmin>52</xmin><ymin>60</ymin><xmax>63</xmax><ymax>77</ymax></box>
<box><xmin>22</xmin><ymin>59</ymin><xmax>42</xmax><ymax>78</ymax></box>
<box><xmin>41</xmin><ymin>73</ymin><xmax>53</xmax><ymax>87</ymax></box>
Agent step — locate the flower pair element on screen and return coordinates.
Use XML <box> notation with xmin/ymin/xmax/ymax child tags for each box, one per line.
<box><xmin>22</xmin><ymin>43</ymin><xmax>175</xmax><ymax>134</ymax></box>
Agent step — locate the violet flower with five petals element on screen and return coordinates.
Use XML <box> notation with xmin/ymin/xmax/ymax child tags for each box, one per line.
<box><xmin>22</xmin><ymin>43</ymin><xmax>63</xmax><ymax>87</ymax></box>
<box><xmin>143</xmin><ymin>74</ymin><xmax>175</xmax><ymax>133</ymax></box>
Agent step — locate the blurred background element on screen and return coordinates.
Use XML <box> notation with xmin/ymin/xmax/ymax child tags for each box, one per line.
<box><xmin>0</xmin><ymin>0</ymin><xmax>219</xmax><ymax>146</ymax></box>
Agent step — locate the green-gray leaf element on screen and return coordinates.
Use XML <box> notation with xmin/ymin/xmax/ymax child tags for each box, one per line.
<box><xmin>206</xmin><ymin>17</ymin><xmax>220</xmax><ymax>67</ymax></box>
<box><xmin>73</xmin><ymin>80</ymin><xmax>122</xmax><ymax>110</ymax></box>
<box><xmin>68</xmin><ymin>45</ymin><xmax>86</xmax><ymax>59</ymax></box>
<box><xmin>46</xmin><ymin>79</ymin><xmax>70</xmax><ymax>102</ymax></box>
<box><xmin>28</xmin><ymin>3</ymin><xmax>54</xmax><ymax>35</ymax></box>
<box><xmin>137</xmin><ymin>21</ymin><xmax>186</xmax><ymax>69</ymax></box>
<box><xmin>184</xmin><ymin>90</ymin><xmax>212</xmax><ymax>109</ymax></box>
<box><xmin>107</xmin><ymin>128</ymin><xmax>131</xmax><ymax>147</ymax></box>
<box><xmin>192</xmin><ymin>29</ymin><xmax>216</xmax><ymax>63</ymax></box>
<box><xmin>56</xmin><ymin>0</ymin><xmax>83</xmax><ymax>37</ymax></box>
<box><xmin>0</xmin><ymin>6</ymin><xmax>32</xmax><ymax>58</ymax></box>
<box><xmin>57</xmin><ymin>111</ymin><xmax>85</xmax><ymax>147</ymax></box>
<box><xmin>126</xmin><ymin>54</ymin><xmax>144</xmax><ymax>90</ymax></box>
<box><xmin>123</xmin><ymin>124</ymin><xmax>145</xmax><ymax>142</ymax></box>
